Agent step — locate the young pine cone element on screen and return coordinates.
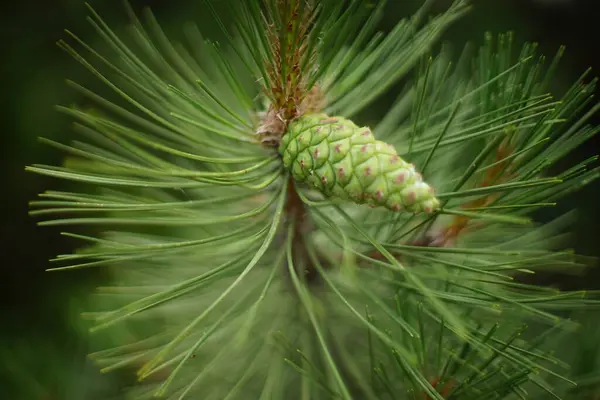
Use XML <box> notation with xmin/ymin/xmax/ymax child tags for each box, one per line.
<box><xmin>279</xmin><ymin>114</ymin><xmax>440</xmax><ymax>214</ymax></box>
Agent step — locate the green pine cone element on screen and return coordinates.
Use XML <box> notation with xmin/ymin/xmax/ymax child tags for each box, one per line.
<box><xmin>279</xmin><ymin>114</ymin><xmax>441</xmax><ymax>214</ymax></box>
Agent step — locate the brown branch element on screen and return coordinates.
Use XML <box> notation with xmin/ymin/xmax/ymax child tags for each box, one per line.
<box><xmin>434</xmin><ymin>136</ymin><xmax>516</xmax><ymax>246</ymax></box>
<box><xmin>422</xmin><ymin>377</ymin><xmax>455</xmax><ymax>400</ymax></box>
<box><xmin>285</xmin><ymin>178</ymin><xmax>319</xmax><ymax>282</ymax></box>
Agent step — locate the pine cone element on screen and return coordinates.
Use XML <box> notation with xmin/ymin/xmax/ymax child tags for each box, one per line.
<box><xmin>279</xmin><ymin>114</ymin><xmax>440</xmax><ymax>214</ymax></box>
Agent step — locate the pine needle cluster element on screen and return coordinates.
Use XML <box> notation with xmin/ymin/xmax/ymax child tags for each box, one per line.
<box><xmin>27</xmin><ymin>0</ymin><xmax>600</xmax><ymax>399</ymax></box>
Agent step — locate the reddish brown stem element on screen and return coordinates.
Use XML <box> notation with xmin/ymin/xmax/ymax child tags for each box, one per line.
<box><xmin>422</xmin><ymin>377</ymin><xmax>455</xmax><ymax>400</ymax></box>
<box><xmin>285</xmin><ymin>178</ymin><xmax>318</xmax><ymax>281</ymax></box>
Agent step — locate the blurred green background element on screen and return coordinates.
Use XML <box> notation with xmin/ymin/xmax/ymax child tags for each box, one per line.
<box><xmin>1</xmin><ymin>0</ymin><xmax>599</xmax><ymax>398</ymax></box>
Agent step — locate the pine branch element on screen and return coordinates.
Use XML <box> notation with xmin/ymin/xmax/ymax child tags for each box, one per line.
<box><xmin>26</xmin><ymin>0</ymin><xmax>600</xmax><ymax>399</ymax></box>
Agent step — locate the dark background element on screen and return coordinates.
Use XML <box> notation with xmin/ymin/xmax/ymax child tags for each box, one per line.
<box><xmin>1</xmin><ymin>0</ymin><xmax>599</xmax><ymax>398</ymax></box>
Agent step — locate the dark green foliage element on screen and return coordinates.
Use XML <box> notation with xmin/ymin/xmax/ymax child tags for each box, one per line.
<box><xmin>26</xmin><ymin>1</ymin><xmax>600</xmax><ymax>398</ymax></box>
